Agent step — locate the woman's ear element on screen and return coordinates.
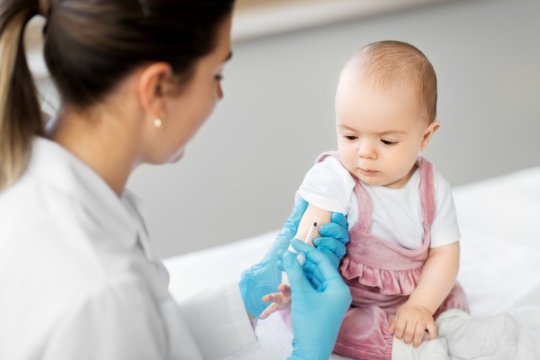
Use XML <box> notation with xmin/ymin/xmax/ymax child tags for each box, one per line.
<box><xmin>137</xmin><ymin>62</ymin><xmax>174</xmax><ymax>121</ymax></box>
<box><xmin>420</xmin><ymin>120</ymin><xmax>440</xmax><ymax>151</ymax></box>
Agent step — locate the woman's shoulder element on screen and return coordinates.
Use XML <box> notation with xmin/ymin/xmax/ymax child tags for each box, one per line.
<box><xmin>0</xmin><ymin>171</ymin><xmax>160</xmax><ymax>294</ymax></box>
<box><xmin>0</xmin><ymin>180</ymin><xmax>161</xmax><ymax>326</ymax></box>
<box><xmin>0</xmin><ymin>169</ymin><xmax>71</xmax><ymax>236</ymax></box>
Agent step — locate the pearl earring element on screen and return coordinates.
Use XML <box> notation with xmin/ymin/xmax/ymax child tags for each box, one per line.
<box><xmin>154</xmin><ymin>118</ymin><xmax>162</xmax><ymax>128</ymax></box>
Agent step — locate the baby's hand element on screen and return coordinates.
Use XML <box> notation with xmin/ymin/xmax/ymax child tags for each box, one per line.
<box><xmin>388</xmin><ymin>301</ymin><xmax>436</xmax><ymax>347</ymax></box>
<box><xmin>259</xmin><ymin>284</ymin><xmax>292</xmax><ymax>319</ymax></box>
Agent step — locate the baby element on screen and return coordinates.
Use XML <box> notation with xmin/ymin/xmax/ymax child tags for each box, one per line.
<box><xmin>261</xmin><ymin>41</ymin><xmax>470</xmax><ymax>359</ymax></box>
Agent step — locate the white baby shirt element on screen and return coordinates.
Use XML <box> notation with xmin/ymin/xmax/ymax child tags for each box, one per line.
<box><xmin>296</xmin><ymin>155</ymin><xmax>460</xmax><ymax>249</ymax></box>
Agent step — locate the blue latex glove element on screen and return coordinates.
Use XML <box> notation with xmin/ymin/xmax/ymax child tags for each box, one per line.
<box><xmin>299</xmin><ymin>212</ymin><xmax>349</xmax><ymax>290</ymax></box>
<box><xmin>283</xmin><ymin>239</ymin><xmax>352</xmax><ymax>360</ymax></box>
<box><xmin>239</xmin><ymin>198</ymin><xmax>308</xmax><ymax>318</ymax></box>
<box><xmin>239</xmin><ymin>198</ymin><xmax>349</xmax><ymax>318</ymax></box>
<box><xmin>313</xmin><ymin>212</ymin><xmax>349</xmax><ymax>268</ymax></box>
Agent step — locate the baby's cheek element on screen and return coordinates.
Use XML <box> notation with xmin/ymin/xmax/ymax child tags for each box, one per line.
<box><xmin>339</xmin><ymin>153</ymin><xmax>356</xmax><ymax>172</ymax></box>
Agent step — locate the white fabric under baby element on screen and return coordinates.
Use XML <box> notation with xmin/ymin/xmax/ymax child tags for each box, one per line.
<box><xmin>391</xmin><ymin>334</ymin><xmax>449</xmax><ymax>360</ymax></box>
<box><xmin>436</xmin><ymin>309</ymin><xmax>519</xmax><ymax>359</ymax></box>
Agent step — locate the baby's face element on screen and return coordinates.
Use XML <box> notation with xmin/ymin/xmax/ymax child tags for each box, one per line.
<box><xmin>335</xmin><ymin>76</ymin><xmax>438</xmax><ymax>188</ymax></box>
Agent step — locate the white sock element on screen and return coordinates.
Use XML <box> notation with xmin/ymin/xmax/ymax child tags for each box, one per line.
<box><xmin>436</xmin><ymin>309</ymin><xmax>519</xmax><ymax>359</ymax></box>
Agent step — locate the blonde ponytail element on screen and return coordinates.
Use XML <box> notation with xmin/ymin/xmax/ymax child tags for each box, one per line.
<box><xmin>0</xmin><ymin>1</ymin><xmax>42</xmax><ymax>191</ymax></box>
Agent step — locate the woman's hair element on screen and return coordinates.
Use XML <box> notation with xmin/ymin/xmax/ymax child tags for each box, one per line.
<box><xmin>0</xmin><ymin>0</ymin><xmax>234</xmax><ymax>191</ymax></box>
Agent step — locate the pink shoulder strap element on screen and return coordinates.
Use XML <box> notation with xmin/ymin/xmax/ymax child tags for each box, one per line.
<box><xmin>315</xmin><ymin>151</ymin><xmax>338</xmax><ymax>163</ymax></box>
<box><xmin>316</xmin><ymin>154</ymin><xmax>436</xmax><ymax>244</ymax></box>
<box><xmin>352</xmin><ymin>181</ymin><xmax>373</xmax><ymax>232</ymax></box>
<box><xmin>418</xmin><ymin>157</ymin><xmax>436</xmax><ymax>232</ymax></box>
<box><xmin>316</xmin><ymin>152</ymin><xmax>373</xmax><ymax>232</ymax></box>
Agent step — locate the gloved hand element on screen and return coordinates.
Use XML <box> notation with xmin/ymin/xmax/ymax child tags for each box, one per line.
<box><xmin>313</xmin><ymin>212</ymin><xmax>349</xmax><ymax>267</ymax></box>
<box><xmin>290</xmin><ymin>210</ymin><xmax>349</xmax><ymax>292</ymax></box>
<box><xmin>283</xmin><ymin>240</ymin><xmax>352</xmax><ymax>360</ymax></box>
<box><xmin>239</xmin><ymin>198</ymin><xmax>349</xmax><ymax>318</ymax></box>
<box><xmin>239</xmin><ymin>198</ymin><xmax>307</xmax><ymax>318</ymax></box>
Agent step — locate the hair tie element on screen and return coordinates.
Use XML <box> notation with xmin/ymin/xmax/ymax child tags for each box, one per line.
<box><xmin>38</xmin><ymin>0</ymin><xmax>51</xmax><ymax>18</ymax></box>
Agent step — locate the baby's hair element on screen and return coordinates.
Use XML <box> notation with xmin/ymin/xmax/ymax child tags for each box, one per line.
<box><xmin>344</xmin><ymin>40</ymin><xmax>437</xmax><ymax>124</ymax></box>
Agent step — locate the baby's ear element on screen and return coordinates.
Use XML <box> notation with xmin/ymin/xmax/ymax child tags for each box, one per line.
<box><xmin>420</xmin><ymin>120</ymin><xmax>440</xmax><ymax>150</ymax></box>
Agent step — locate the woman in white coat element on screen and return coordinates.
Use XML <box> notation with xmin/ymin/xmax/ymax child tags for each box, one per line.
<box><xmin>0</xmin><ymin>0</ymin><xmax>351</xmax><ymax>359</ymax></box>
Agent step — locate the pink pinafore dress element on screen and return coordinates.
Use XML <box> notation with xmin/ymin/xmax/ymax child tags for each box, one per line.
<box><xmin>316</xmin><ymin>154</ymin><xmax>470</xmax><ymax>360</ymax></box>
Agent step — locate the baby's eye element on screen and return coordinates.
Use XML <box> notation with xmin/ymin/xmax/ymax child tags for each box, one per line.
<box><xmin>344</xmin><ymin>135</ymin><xmax>358</xmax><ymax>141</ymax></box>
<box><xmin>214</xmin><ymin>74</ymin><xmax>223</xmax><ymax>81</ymax></box>
<box><xmin>381</xmin><ymin>139</ymin><xmax>397</xmax><ymax>145</ymax></box>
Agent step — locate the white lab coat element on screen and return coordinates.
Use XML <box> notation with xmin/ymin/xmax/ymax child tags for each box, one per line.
<box><xmin>0</xmin><ymin>137</ymin><xmax>257</xmax><ymax>360</ymax></box>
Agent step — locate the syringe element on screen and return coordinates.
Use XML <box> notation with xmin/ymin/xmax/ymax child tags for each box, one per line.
<box><xmin>290</xmin><ymin>215</ymin><xmax>319</xmax><ymax>265</ymax></box>
<box><xmin>303</xmin><ymin>215</ymin><xmax>319</xmax><ymax>246</ymax></box>
<box><xmin>261</xmin><ymin>215</ymin><xmax>320</xmax><ymax>319</ymax></box>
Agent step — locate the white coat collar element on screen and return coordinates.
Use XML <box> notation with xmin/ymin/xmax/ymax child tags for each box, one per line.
<box><xmin>29</xmin><ymin>136</ymin><xmax>144</xmax><ymax>250</ymax></box>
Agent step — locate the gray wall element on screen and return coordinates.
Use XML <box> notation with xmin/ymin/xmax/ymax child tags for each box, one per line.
<box><xmin>127</xmin><ymin>0</ymin><xmax>540</xmax><ymax>258</ymax></box>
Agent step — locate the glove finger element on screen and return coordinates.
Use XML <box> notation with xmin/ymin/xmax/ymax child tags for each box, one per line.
<box><xmin>300</xmin><ymin>256</ymin><xmax>317</xmax><ymax>279</ymax></box>
<box><xmin>313</xmin><ymin>237</ymin><xmax>346</xmax><ymax>261</ymax></box>
<box><xmin>290</xmin><ymin>239</ymin><xmax>343</xmax><ymax>285</ymax></box>
<box><xmin>318</xmin><ymin>222</ymin><xmax>349</xmax><ymax>245</ymax></box>
<box><xmin>311</xmin><ymin>245</ymin><xmax>339</xmax><ymax>268</ymax></box>
<box><xmin>331</xmin><ymin>212</ymin><xmax>348</xmax><ymax>229</ymax></box>
<box><xmin>307</xmin><ymin>271</ymin><xmax>322</xmax><ymax>290</ymax></box>
<box><xmin>280</xmin><ymin>249</ymin><xmax>312</xmax><ymax>291</ymax></box>
<box><xmin>289</xmin><ymin>238</ymin><xmax>316</xmax><ymax>254</ymax></box>
<box><xmin>282</xmin><ymin>198</ymin><xmax>308</xmax><ymax>235</ymax></box>
<box><xmin>302</xmin><ymin>257</ymin><xmax>329</xmax><ymax>290</ymax></box>
<box><xmin>239</xmin><ymin>261</ymin><xmax>281</xmax><ymax>317</ymax></box>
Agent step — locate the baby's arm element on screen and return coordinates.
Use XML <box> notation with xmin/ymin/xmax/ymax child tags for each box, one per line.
<box><xmin>292</xmin><ymin>204</ymin><xmax>332</xmax><ymax>247</ymax></box>
<box><xmin>259</xmin><ymin>204</ymin><xmax>332</xmax><ymax>319</ymax></box>
<box><xmin>389</xmin><ymin>242</ymin><xmax>460</xmax><ymax>346</ymax></box>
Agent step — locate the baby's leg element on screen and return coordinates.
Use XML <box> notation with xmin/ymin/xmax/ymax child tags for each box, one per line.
<box><xmin>333</xmin><ymin>305</ymin><xmax>395</xmax><ymax>360</ymax></box>
<box><xmin>392</xmin><ymin>335</ymin><xmax>450</xmax><ymax>360</ymax></box>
